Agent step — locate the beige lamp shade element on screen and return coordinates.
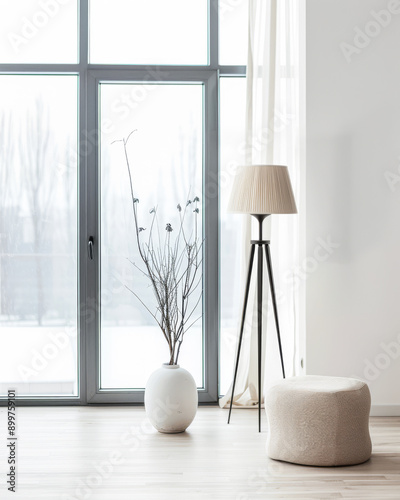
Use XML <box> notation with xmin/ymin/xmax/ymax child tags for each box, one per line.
<box><xmin>228</xmin><ymin>164</ymin><xmax>297</xmax><ymax>214</ymax></box>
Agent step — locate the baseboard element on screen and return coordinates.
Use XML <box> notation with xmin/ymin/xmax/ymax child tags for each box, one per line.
<box><xmin>370</xmin><ymin>405</ymin><xmax>400</xmax><ymax>417</ymax></box>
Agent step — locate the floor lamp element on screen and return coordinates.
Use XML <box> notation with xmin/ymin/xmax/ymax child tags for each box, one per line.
<box><xmin>227</xmin><ymin>165</ymin><xmax>297</xmax><ymax>432</ymax></box>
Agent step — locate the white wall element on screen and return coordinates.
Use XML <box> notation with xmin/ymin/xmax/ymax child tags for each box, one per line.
<box><xmin>306</xmin><ymin>0</ymin><xmax>400</xmax><ymax>414</ymax></box>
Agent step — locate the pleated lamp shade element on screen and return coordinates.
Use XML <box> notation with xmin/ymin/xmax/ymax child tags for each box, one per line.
<box><xmin>228</xmin><ymin>165</ymin><xmax>297</xmax><ymax>214</ymax></box>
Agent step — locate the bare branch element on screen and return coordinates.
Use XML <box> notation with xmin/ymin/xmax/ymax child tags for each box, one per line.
<box><xmin>117</xmin><ymin>134</ymin><xmax>204</xmax><ymax>365</ymax></box>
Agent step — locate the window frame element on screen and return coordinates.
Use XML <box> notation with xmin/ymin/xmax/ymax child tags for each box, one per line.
<box><xmin>86</xmin><ymin>69</ymin><xmax>219</xmax><ymax>403</ymax></box>
<box><xmin>0</xmin><ymin>0</ymin><xmax>246</xmax><ymax>405</ymax></box>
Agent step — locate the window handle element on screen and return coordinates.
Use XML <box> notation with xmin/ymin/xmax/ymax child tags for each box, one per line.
<box><xmin>88</xmin><ymin>236</ymin><xmax>94</xmax><ymax>260</ymax></box>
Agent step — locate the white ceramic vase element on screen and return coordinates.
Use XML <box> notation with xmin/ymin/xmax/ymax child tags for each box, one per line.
<box><xmin>145</xmin><ymin>363</ymin><xmax>198</xmax><ymax>433</ymax></box>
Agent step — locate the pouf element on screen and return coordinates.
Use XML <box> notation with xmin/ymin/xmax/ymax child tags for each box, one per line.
<box><xmin>265</xmin><ymin>376</ymin><xmax>372</xmax><ymax>466</ymax></box>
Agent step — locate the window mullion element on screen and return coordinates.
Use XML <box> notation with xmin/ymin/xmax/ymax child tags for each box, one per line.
<box><xmin>79</xmin><ymin>0</ymin><xmax>89</xmax><ymax>66</ymax></box>
<box><xmin>209</xmin><ymin>0</ymin><xmax>219</xmax><ymax>69</ymax></box>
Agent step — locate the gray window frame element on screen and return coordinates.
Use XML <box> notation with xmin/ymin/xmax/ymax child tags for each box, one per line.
<box><xmin>0</xmin><ymin>0</ymin><xmax>246</xmax><ymax>405</ymax></box>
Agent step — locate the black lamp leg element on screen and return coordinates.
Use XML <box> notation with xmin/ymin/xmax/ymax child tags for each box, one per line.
<box><xmin>264</xmin><ymin>244</ymin><xmax>286</xmax><ymax>378</ymax></box>
<box><xmin>227</xmin><ymin>244</ymin><xmax>256</xmax><ymax>424</ymax></box>
<box><xmin>257</xmin><ymin>244</ymin><xmax>263</xmax><ymax>433</ymax></box>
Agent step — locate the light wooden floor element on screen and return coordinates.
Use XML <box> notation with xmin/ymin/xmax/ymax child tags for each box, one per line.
<box><xmin>0</xmin><ymin>406</ymin><xmax>399</xmax><ymax>499</ymax></box>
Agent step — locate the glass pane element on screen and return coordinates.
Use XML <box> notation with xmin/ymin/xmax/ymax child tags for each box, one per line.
<box><xmin>0</xmin><ymin>75</ymin><xmax>79</xmax><ymax>397</ymax></box>
<box><xmin>219</xmin><ymin>0</ymin><xmax>248</xmax><ymax>65</ymax></box>
<box><xmin>219</xmin><ymin>76</ymin><xmax>246</xmax><ymax>396</ymax></box>
<box><xmin>100</xmin><ymin>83</ymin><xmax>203</xmax><ymax>390</ymax></box>
<box><xmin>0</xmin><ymin>0</ymin><xmax>78</xmax><ymax>63</ymax></box>
<box><xmin>90</xmin><ymin>0</ymin><xmax>208</xmax><ymax>65</ymax></box>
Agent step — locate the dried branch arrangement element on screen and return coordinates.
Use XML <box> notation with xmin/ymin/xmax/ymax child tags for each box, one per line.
<box><xmin>114</xmin><ymin>132</ymin><xmax>203</xmax><ymax>365</ymax></box>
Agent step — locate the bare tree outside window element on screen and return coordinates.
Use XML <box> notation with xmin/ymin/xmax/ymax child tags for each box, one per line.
<box><xmin>21</xmin><ymin>100</ymin><xmax>56</xmax><ymax>325</ymax></box>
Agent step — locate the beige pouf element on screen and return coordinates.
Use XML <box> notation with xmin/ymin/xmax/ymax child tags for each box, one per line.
<box><xmin>265</xmin><ymin>376</ymin><xmax>372</xmax><ymax>466</ymax></box>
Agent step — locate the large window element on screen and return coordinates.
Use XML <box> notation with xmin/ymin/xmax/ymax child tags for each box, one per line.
<box><xmin>219</xmin><ymin>76</ymin><xmax>247</xmax><ymax>396</ymax></box>
<box><xmin>99</xmin><ymin>83</ymin><xmax>204</xmax><ymax>390</ymax></box>
<box><xmin>89</xmin><ymin>0</ymin><xmax>208</xmax><ymax>65</ymax></box>
<box><xmin>0</xmin><ymin>75</ymin><xmax>78</xmax><ymax>397</ymax></box>
<box><xmin>0</xmin><ymin>0</ymin><xmax>246</xmax><ymax>404</ymax></box>
<box><xmin>0</xmin><ymin>0</ymin><xmax>78</xmax><ymax>63</ymax></box>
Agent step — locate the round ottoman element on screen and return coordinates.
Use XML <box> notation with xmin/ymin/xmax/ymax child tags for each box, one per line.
<box><xmin>265</xmin><ymin>376</ymin><xmax>372</xmax><ymax>466</ymax></box>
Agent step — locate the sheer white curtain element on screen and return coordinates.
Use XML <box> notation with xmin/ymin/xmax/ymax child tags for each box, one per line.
<box><xmin>220</xmin><ymin>0</ymin><xmax>301</xmax><ymax>409</ymax></box>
